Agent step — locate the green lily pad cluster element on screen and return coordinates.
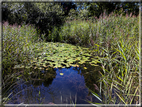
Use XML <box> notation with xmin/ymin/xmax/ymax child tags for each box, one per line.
<box><xmin>14</xmin><ymin>42</ymin><xmax>100</xmax><ymax>69</ymax></box>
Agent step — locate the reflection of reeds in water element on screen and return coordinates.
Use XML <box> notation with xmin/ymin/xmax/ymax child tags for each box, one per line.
<box><xmin>67</xmin><ymin>74</ymin><xmax>86</xmax><ymax>93</ymax></box>
<box><xmin>2</xmin><ymin>79</ymin><xmax>30</xmax><ymax>104</ymax></box>
<box><xmin>60</xmin><ymin>92</ymin><xmax>77</xmax><ymax>106</ymax></box>
<box><xmin>3</xmin><ymin>79</ymin><xmax>49</xmax><ymax>104</ymax></box>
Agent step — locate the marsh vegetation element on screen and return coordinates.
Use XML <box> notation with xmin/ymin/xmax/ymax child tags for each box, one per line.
<box><xmin>2</xmin><ymin>2</ymin><xmax>140</xmax><ymax>106</ymax></box>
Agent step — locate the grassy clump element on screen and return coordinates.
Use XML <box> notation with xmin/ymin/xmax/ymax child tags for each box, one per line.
<box><xmin>2</xmin><ymin>22</ymin><xmax>45</xmax><ymax>103</ymax></box>
<box><xmin>56</xmin><ymin>13</ymin><xmax>138</xmax><ymax>48</ymax></box>
<box><xmin>86</xmin><ymin>13</ymin><xmax>139</xmax><ymax>104</ymax></box>
<box><xmin>2</xmin><ymin>22</ymin><xmax>43</xmax><ymax>73</ymax></box>
<box><xmin>97</xmin><ymin>39</ymin><xmax>139</xmax><ymax>104</ymax></box>
<box><xmin>58</xmin><ymin>19</ymin><xmax>91</xmax><ymax>46</ymax></box>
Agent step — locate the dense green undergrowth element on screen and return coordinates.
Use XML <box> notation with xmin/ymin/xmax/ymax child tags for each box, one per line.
<box><xmin>2</xmin><ymin>12</ymin><xmax>140</xmax><ymax>104</ymax></box>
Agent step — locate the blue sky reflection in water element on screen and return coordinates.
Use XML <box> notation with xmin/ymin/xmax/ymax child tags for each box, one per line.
<box><xmin>7</xmin><ymin>66</ymin><xmax>101</xmax><ymax>104</ymax></box>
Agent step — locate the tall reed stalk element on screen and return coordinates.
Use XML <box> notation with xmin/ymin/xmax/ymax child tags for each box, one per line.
<box><xmin>2</xmin><ymin>21</ymin><xmax>45</xmax><ymax>104</ymax></box>
<box><xmin>83</xmin><ymin>12</ymin><xmax>139</xmax><ymax>104</ymax></box>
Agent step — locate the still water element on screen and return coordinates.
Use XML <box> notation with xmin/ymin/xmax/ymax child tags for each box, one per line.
<box><xmin>6</xmin><ymin>66</ymin><xmax>101</xmax><ymax>104</ymax></box>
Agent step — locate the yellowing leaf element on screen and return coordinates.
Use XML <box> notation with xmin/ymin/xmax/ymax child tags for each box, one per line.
<box><xmin>84</xmin><ymin>67</ymin><xmax>87</xmax><ymax>69</ymax></box>
<box><xmin>76</xmin><ymin>65</ymin><xmax>79</xmax><ymax>67</ymax></box>
<box><xmin>60</xmin><ymin>73</ymin><xmax>64</xmax><ymax>75</ymax></box>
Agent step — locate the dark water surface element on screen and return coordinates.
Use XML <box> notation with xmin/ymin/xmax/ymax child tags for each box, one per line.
<box><xmin>7</xmin><ymin>66</ymin><xmax>101</xmax><ymax>104</ymax></box>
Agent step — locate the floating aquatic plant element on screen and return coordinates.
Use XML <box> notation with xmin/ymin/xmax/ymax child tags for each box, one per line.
<box><xmin>14</xmin><ymin>42</ymin><xmax>99</xmax><ymax>70</ymax></box>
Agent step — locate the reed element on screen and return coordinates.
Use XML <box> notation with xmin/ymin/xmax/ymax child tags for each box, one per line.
<box><xmin>87</xmin><ymin>12</ymin><xmax>139</xmax><ymax>104</ymax></box>
<box><xmin>2</xmin><ymin>21</ymin><xmax>45</xmax><ymax>104</ymax></box>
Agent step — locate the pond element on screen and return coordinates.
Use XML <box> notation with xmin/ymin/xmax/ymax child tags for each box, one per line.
<box><xmin>3</xmin><ymin>42</ymin><xmax>103</xmax><ymax>105</ymax></box>
<box><xmin>6</xmin><ymin>66</ymin><xmax>102</xmax><ymax>104</ymax></box>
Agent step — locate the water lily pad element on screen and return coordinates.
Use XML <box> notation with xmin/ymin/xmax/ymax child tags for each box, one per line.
<box><xmin>15</xmin><ymin>42</ymin><xmax>95</xmax><ymax>69</ymax></box>
<box><xmin>66</xmin><ymin>64</ymin><xmax>70</xmax><ymax>67</ymax></box>
<box><xmin>53</xmin><ymin>65</ymin><xmax>58</xmax><ymax>68</ymax></box>
<box><xmin>58</xmin><ymin>64</ymin><xmax>63</xmax><ymax>68</ymax></box>
<box><xmin>78</xmin><ymin>62</ymin><xmax>84</xmax><ymax>64</ymax></box>
<box><xmin>60</xmin><ymin>73</ymin><xmax>64</xmax><ymax>75</ymax></box>
<box><xmin>67</xmin><ymin>59</ymin><xmax>75</xmax><ymax>63</ymax></box>
<box><xmin>83</xmin><ymin>53</ymin><xmax>92</xmax><ymax>56</ymax></box>
<box><xmin>38</xmin><ymin>67</ymin><xmax>43</xmax><ymax>70</ymax></box>
<box><xmin>91</xmin><ymin>64</ymin><xmax>99</xmax><ymax>66</ymax></box>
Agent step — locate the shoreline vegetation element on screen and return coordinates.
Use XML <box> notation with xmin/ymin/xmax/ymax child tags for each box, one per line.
<box><xmin>2</xmin><ymin>5</ymin><xmax>140</xmax><ymax>105</ymax></box>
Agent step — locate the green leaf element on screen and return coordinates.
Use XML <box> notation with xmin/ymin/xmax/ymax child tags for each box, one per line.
<box><xmin>87</xmin><ymin>87</ymin><xmax>102</xmax><ymax>102</ymax></box>
<box><xmin>117</xmin><ymin>76</ymin><xmax>123</xmax><ymax>82</ymax></box>
<box><xmin>115</xmin><ymin>92</ymin><xmax>126</xmax><ymax>104</ymax></box>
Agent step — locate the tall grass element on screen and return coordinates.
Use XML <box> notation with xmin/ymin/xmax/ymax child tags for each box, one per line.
<box><xmin>58</xmin><ymin>19</ymin><xmax>93</xmax><ymax>46</ymax></box>
<box><xmin>97</xmin><ymin>39</ymin><xmax>139</xmax><ymax>104</ymax></box>
<box><xmin>2</xmin><ymin>21</ymin><xmax>45</xmax><ymax>104</ymax></box>
<box><xmin>90</xmin><ymin>13</ymin><xmax>139</xmax><ymax>104</ymax></box>
<box><xmin>2</xmin><ymin>22</ymin><xmax>41</xmax><ymax>73</ymax></box>
<box><xmin>56</xmin><ymin>12</ymin><xmax>139</xmax><ymax>104</ymax></box>
<box><xmin>56</xmin><ymin>12</ymin><xmax>138</xmax><ymax>48</ymax></box>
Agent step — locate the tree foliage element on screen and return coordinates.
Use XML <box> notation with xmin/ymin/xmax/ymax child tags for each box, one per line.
<box><xmin>61</xmin><ymin>2</ymin><xmax>77</xmax><ymax>16</ymax></box>
<box><xmin>2</xmin><ymin>2</ymin><xmax>140</xmax><ymax>42</ymax></box>
<box><xmin>84</xmin><ymin>2</ymin><xmax>139</xmax><ymax>18</ymax></box>
<box><xmin>2</xmin><ymin>2</ymin><xmax>65</xmax><ymax>41</ymax></box>
<box><xmin>2</xmin><ymin>3</ymin><xmax>27</xmax><ymax>25</ymax></box>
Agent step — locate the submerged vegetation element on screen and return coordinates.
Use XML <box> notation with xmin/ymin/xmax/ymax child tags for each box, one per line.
<box><xmin>2</xmin><ymin>2</ymin><xmax>140</xmax><ymax>105</ymax></box>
